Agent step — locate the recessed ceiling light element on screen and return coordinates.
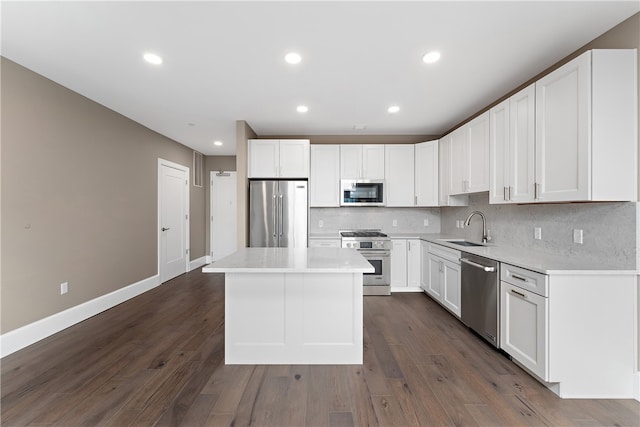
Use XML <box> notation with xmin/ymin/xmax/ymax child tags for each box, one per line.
<box><xmin>422</xmin><ymin>51</ymin><xmax>441</xmax><ymax>64</ymax></box>
<box><xmin>387</xmin><ymin>105</ymin><xmax>400</xmax><ymax>114</ymax></box>
<box><xmin>296</xmin><ymin>105</ymin><xmax>309</xmax><ymax>113</ymax></box>
<box><xmin>213</xmin><ymin>140</ymin><xmax>223</xmax><ymax>146</ymax></box>
<box><xmin>353</xmin><ymin>124</ymin><xmax>367</xmax><ymax>131</ymax></box>
<box><xmin>143</xmin><ymin>52</ymin><xmax>163</xmax><ymax>65</ymax></box>
<box><xmin>285</xmin><ymin>52</ymin><xmax>302</xmax><ymax>64</ymax></box>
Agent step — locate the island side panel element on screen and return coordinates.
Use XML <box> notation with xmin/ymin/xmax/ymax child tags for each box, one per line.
<box><xmin>225</xmin><ymin>272</ymin><xmax>363</xmax><ymax>364</ymax></box>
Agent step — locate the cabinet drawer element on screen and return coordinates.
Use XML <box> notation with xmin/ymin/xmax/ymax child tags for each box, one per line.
<box><xmin>501</xmin><ymin>263</ymin><xmax>548</xmax><ymax>297</ymax></box>
<box><xmin>427</xmin><ymin>243</ymin><xmax>461</xmax><ymax>264</ymax></box>
<box><xmin>308</xmin><ymin>239</ymin><xmax>341</xmax><ymax>248</ymax></box>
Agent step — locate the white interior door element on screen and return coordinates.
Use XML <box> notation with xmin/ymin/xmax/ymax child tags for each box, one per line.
<box><xmin>211</xmin><ymin>171</ymin><xmax>237</xmax><ymax>261</ymax></box>
<box><xmin>159</xmin><ymin>160</ymin><xmax>189</xmax><ymax>282</ymax></box>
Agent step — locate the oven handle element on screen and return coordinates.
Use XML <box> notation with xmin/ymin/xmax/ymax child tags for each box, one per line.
<box><xmin>460</xmin><ymin>257</ymin><xmax>496</xmax><ymax>272</ymax></box>
<box><xmin>359</xmin><ymin>251</ymin><xmax>390</xmax><ymax>257</ymax></box>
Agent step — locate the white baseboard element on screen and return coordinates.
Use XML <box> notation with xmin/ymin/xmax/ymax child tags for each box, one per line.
<box><xmin>634</xmin><ymin>372</ymin><xmax>640</xmax><ymax>401</ymax></box>
<box><xmin>0</xmin><ymin>274</ymin><xmax>160</xmax><ymax>358</ymax></box>
<box><xmin>391</xmin><ymin>287</ymin><xmax>425</xmax><ymax>293</ymax></box>
<box><xmin>189</xmin><ymin>256</ymin><xmax>208</xmax><ymax>272</ymax></box>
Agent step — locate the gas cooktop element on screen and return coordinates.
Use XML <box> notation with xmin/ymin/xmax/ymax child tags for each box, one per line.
<box><xmin>340</xmin><ymin>230</ymin><xmax>388</xmax><ymax>238</ymax></box>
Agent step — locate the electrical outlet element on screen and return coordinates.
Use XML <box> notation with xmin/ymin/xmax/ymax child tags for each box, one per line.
<box><xmin>392</xmin><ymin>219</ymin><xmax>397</xmax><ymax>227</ymax></box>
<box><xmin>460</xmin><ymin>219</ymin><xmax>465</xmax><ymax>229</ymax></box>
<box><xmin>318</xmin><ymin>220</ymin><xmax>324</xmax><ymax>228</ymax></box>
<box><xmin>534</xmin><ymin>227</ymin><xmax>542</xmax><ymax>240</ymax></box>
<box><xmin>573</xmin><ymin>229</ymin><xmax>583</xmax><ymax>244</ymax></box>
<box><xmin>455</xmin><ymin>220</ymin><xmax>460</xmax><ymax>228</ymax></box>
<box><xmin>423</xmin><ymin>218</ymin><xmax>429</xmax><ymax>227</ymax></box>
<box><xmin>60</xmin><ymin>282</ymin><xmax>68</xmax><ymax>295</ymax></box>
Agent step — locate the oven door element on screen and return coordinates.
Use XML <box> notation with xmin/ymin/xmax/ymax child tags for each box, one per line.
<box><xmin>359</xmin><ymin>251</ymin><xmax>390</xmax><ymax>286</ymax></box>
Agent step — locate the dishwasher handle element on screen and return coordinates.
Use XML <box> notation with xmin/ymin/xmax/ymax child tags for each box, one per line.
<box><xmin>460</xmin><ymin>257</ymin><xmax>496</xmax><ymax>272</ymax></box>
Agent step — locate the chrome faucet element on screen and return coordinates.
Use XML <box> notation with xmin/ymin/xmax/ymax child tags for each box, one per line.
<box><xmin>464</xmin><ymin>211</ymin><xmax>488</xmax><ymax>243</ymax></box>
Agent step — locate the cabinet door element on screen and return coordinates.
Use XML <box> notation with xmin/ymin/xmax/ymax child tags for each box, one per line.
<box><xmin>279</xmin><ymin>139</ymin><xmax>309</xmax><ymax>178</ymax></box>
<box><xmin>308</xmin><ymin>238</ymin><xmax>341</xmax><ymax>248</ymax></box>
<box><xmin>248</xmin><ymin>139</ymin><xmax>279</xmax><ymax>178</ymax></box>
<box><xmin>489</xmin><ymin>99</ymin><xmax>510</xmax><ymax>204</ymax></box>
<box><xmin>448</xmin><ymin>127</ymin><xmax>466</xmax><ymax>194</ymax></box>
<box><xmin>442</xmin><ymin>259</ymin><xmax>461</xmax><ymax>317</ymax></box>
<box><xmin>390</xmin><ymin>239</ymin><xmax>408</xmax><ymax>287</ymax></box>
<box><xmin>500</xmin><ymin>281</ymin><xmax>548</xmax><ymax>380</ymax></box>
<box><xmin>509</xmin><ymin>84</ymin><xmax>536</xmax><ymax>203</ymax></box>
<box><xmin>415</xmin><ymin>140</ymin><xmax>439</xmax><ymax>206</ymax></box>
<box><xmin>407</xmin><ymin>239</ymin><xmax>421</xmax><ymax>287</ymax></box>
<box><xmin>310</xmin><ymin>145</ymin><xmax>340</xmax><ymax>207</ymax></box>
<box><xmin>438</xmin><ymin>136</ymin><xmax>451</xmax><ymax>206</ymax></box>
<box><xmin>535</xmin><ymin>52</ymin><xmax>590</xmax><ymax>202</ymax></box>
<box><xmin>466</xmin><ymin>112</ymin><xmax>490</xmax><ymax>193</ymax></box>
<box><xmin>340</xmin><ymin>145</ymin><xmax>363</xmax><ymax>179</ymax></box>
<box><xmin>420</xmin><ymin>241</ymin><xmax>430</xmax><ymax>291</ymax></box>
<box><xmin>427</xmin><ymin>254</ymin><xmax>443</xmax><ymax>299</ymax></box>
<box><xmin>362</xmin><ymin>145</ymin><xmax>385</xmax><ymax>179</ymax></box>
<box><xmin>385</xmin><ymin>145</ymin><xmax>415</xmax><ymax>206</ymax></box>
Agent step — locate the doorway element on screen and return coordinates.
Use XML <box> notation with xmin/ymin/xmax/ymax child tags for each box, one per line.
<box><xmin>210</xmin><ymin>171</ymin><xmax>237</xmax><ymax>261</ymax></box>
<box><xmin>158</xmin><ymin>159</ymin><xmax>190</xmax><ymax>282</ymax></box>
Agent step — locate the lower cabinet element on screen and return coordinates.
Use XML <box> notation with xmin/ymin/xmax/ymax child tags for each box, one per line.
<box><xmin>500</xmin><ymin>280</ymin><xmax>548</xmax><ymax>380</ymax></box>
<box><xmin>424</xmin><ymin>243</ymin><xmax>461</xmax><ymax>318</ymax></box>
<box><xmin>308</xmin><ymin>238</ymin><xmax>341</xmax><ymax>248</ymax></box>
<box><xmin>390</xmin><ymin>239</ymin><xmax>421</xmax><ymax>290</ymax></box>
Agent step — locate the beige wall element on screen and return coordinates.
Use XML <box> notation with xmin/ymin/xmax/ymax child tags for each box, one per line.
<box><xmin>1</xmin><ymin>58</ymin><xmax>206</xmax><ymax>333</ymax></box>
<box><xmin>236</xmin><ymin>121</ymin><xmax>256</xmax><ymax>248</ymax></box>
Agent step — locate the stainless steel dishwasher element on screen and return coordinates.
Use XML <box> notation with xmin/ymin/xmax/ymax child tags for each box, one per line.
<box><xmin>460</xmin><ymin>252</ymin><xmax>500</xmax><ymax>348</ymax></box>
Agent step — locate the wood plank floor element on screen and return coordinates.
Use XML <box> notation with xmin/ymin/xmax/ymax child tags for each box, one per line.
<box><xmin>2</xmin><ymin>269</ymin><xmax>639</xmax><ymax>426</ymax></box>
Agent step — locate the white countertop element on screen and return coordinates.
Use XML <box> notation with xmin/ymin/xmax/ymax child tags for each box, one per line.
<box><xmin>202</xmin><ymin>247</ymin><xmax>375</xmax><ymax>273</ymax></box>
<box><xmin>414</xmin><ymin>234</ymin><xmax>637</xmax><ymax>275</ymax></box>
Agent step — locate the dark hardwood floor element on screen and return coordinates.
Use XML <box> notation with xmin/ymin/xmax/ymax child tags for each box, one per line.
<box><xmin>2</xmin><ymin>269</ymin><xmax>639</xmax><ymax>426</ymax></box>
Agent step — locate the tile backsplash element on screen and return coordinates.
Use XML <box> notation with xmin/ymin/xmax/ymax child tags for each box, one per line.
<box><xmin>310</xmin><ymin>207</ymin><xmax>441</xmax><ymax>235</ymax></box>
<box><xmin>441</xmin><ymin>193</ymin><xmax>637</xmax><ymax>269</ymax></box>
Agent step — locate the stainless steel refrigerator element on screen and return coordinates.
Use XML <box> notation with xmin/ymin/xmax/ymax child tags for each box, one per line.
<box><xmin>249</xmin><ymin>180</ymin><xmax>308</xmax><ymax>248</ymax></box>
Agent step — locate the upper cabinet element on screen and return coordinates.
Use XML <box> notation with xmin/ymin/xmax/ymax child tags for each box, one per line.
<box><xmin>248</xmin><ymin>139</ymin><xmax>310</xmax><ymax>178</ymax></box>
<box><xmin>340</xmin><ymin>144</ymin><xmax>385</xmax><ymax>179</ymax></box>
<box><xmin>489</xmin><ymin>84</ymin><xmax>536</xmax><ymax>204</ymax></box>
<box><xmin>448</xmin><ymin>112</ymin><xmax>490</xmax><ymax>195</ymax></box>
<box><xmin>310</xmin><ymin>145</ymin><xmax>340</xmax><ymax>207</ymax></box>
<box><xmin>535</xmin><ymin>50</ymin><xmax>636</xmax><ymax>202</ymax></box>
<box><xmin>385</xmin><ymin>144</ymin><xmax>415</xmax><ymax>207</ymax></box>
<box><xmin>439</xmin><ymin>135</ymin><xmax>468</xmax><ymax>207</ymax></box>
<box><xmin>414</xmin><ymin>140</ymin><xmax>439</xmax><ymax>207</ymax></box>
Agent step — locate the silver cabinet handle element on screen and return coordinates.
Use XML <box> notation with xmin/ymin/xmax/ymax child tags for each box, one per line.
<box><xmin>460</xmin><ymin>258</ymin><xmax>496</xmax><ymax>272</ymax></box>
<box><xmin>161</xmin><ymin>227</ymin><xmax>170</xmax><ymax>231</ymax></box>
<box><xmin>511</xmin><ymin>274</ymin><xmax>527</xmax><ymax>282</ymax></box>
<box><xmin>534</xmin><ymin>182</ymin><xmax>540</xmax><ymax>199</ymax></box>
<box><xmin>504</xmin><ymin>186</ymin><xmax>508</xmax><ymax>201</ymax></box>
<box><xmin>510</xmin><ymin>289</ymin><xmax>527</xmax><ymax>299</ymax></box>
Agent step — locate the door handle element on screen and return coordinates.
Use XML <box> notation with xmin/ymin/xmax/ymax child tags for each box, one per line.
<box><xmin>161</xmin><ymin>227</ymin><xmax>170</xmax><ymax>231</ymax></box>
<box><xmin>272</xmin><ymin>194</ymin><xmax>277</xmax><ymax>237</ymax></box>
<box><xmin>279</xmin><ymin>194</ymin><xmax>284</xmax><ymax>237</ymax></box>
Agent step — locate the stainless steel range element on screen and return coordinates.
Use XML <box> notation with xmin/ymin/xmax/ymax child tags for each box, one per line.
<box><xmin>340</xmin><ymin>230</ymin><xmax>391</xmax><ymax>296</ymax></box>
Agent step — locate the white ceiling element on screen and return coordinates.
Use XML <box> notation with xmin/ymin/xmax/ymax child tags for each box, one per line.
<box><xmin>2</xmin><ymin>1</ymin><xmax>638</xmax><ymax>156</ymax></box>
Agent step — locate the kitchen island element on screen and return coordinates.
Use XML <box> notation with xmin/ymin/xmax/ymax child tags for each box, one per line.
<box><xmin>202</xmin><ymin>247</ymin><xmax>374</xmax><ymax>364</ymax></box>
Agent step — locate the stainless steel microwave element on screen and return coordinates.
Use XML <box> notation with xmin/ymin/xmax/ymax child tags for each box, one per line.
<box><xmin>340</xmin><ymin>180</ymin><xmax>385</xmax><ymax>206</ymax></box>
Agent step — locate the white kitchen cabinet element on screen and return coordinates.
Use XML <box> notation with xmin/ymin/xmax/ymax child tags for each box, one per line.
<box><xmin>447</xmin><ymin>112</ymin><xmax>490</xmax><ymax>196</ymax></box>
<box><xmin>308</xmin><ymin>238</ymin><xmax>341</xmax><ymax>248</ymax></box>
<box><xmin>425</xmin><ymin>243</ymin><xmax>461</xmax><ymax>317</ymax></box>
<box><xmin>535</xmin><ymin>49</ymin><xmax>636</xmax><ymax>202</ymax></box>
<box><xmin>438</xmin><ymin>136</ymin><xmax>467</xmax><ymax>207</ymax></box>
<box><xmin>490</xmin><ymin>84</ymin><xmax>536</xmax><ymax>204</ymax></box>
<box><xmin>414</xmin><ymin>140</ymin><xmax>439</xmax><ymax>207</ymax></box>
<box><xmin>340</xmin><ymin>144</ymin><xmax>384</xmax><ymax>179</ymax></box>
<box><xmin>498</xmin><ymin>262</ymin><xmax>636</xmax><ymax>398</ymax></box>
<box><xmin>390</xmin><ymin>238</ymin><xmax>421</xmax><ymax>290</ymax></box>
<box><xmin>310</xmin><ymin>145</ymin><xmax>340</xmax><ymax>207</ymax></box>
<box><xmin>385</xmin><ymin>145</ymin><xmax>415</xmax><ymax>207</ymax></box>
<box><xmin>420</xmin><ymin>240</ymin><xmax>430</xmax><ymax>292</ymax></box>
<box><xmin>248</xmin><ymin>139</ymin><xmax>310</xmax><ymax>178</ymax></box>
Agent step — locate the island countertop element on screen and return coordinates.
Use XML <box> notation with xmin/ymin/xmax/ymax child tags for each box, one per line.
<box><xmin>202</xmin><ymin>247</ymin><xmax>375</xmax><ymax>273</ymax></box>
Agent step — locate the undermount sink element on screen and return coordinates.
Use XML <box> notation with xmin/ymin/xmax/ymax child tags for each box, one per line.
<box><xmin>441</xmin><ymin>239</ymin><xmax>486</xmax><ymax>247</ymax></box>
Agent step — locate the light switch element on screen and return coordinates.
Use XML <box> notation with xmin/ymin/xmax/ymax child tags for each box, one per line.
<box><xmin>573</xmin><ymin>229</ymin><xmax>583</xmax><ymax>244</ymax></box>
<box><xmin>534</xmin><ymin>227</ymin><xmax>542</xmax><ymax>240</ymax></box>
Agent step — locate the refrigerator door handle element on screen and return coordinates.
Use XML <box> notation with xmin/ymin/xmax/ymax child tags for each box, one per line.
<box><xmin>272</xmin><ymin>194</ymin><xmax>277</xmax><ymax>238</ymax></box>
<box><xmin>279</xmin><ymin>194</ymin><xmax>284</xmax><ymax>237</ymax></box>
